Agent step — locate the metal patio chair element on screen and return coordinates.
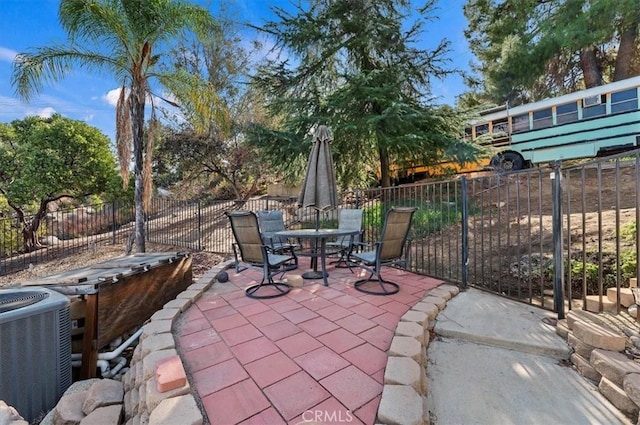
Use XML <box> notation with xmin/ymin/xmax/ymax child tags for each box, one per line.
<box><xmin>348</xmin><ymin>207</ymin><xmax>417</xmax><ymax>295</ymax></box>
<box><xmin>326</xmin><ymin>208</ymin><xmax>364</xmax><ymax>269</ymax></box>
<box><xmin>256</xmin><ymin>210</ymin><xmax>298</xmax><ymax>270</ymax></box>
<box><xmin>226</xmin><ymin>210</ymin><xmax>293</xmax><ymax>299</ymax></box>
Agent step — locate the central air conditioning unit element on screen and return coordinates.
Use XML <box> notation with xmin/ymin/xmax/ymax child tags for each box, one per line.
<box><xmin>0</xmin><ymin>287</ymin><xmax>72</xmax><ymax>423</ymax></box>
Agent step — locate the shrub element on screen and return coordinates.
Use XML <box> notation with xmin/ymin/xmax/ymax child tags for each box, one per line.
<box><xmin>621</xmin><ymin>221</ymin><xmax>637</xmax><ymax>242</ymax></box>
<box><xmin>621</xmin><ymin>249</ymin><xmax>637</xmax><ymax>280</ymax></box>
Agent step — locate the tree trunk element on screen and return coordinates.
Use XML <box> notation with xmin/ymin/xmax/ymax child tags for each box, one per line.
<box><xmin>613</xmin><ymin>18</ymin><xmax>639</xmax><ymax>81</ymax></box>
<box><xmin>16</xmin><ymin>200</ymin><xmax>47</xmax><ymax>252</ymax></box>
<box><xmin>579</xmin><ymin>48</ymin><xmax>602</xmax><ymax>88</ymax></box>
<box><xmin>130</xmin><ymin>82</ymin><xmax>147</xmax><ymax>253</ymax></box>
<box><xmin>379</xmin><ymin>144</ymin><xmax>391</xmax><ymax>188</ymax></box>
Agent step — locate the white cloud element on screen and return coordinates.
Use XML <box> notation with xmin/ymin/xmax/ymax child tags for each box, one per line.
<box><xmin>37</xmin><ymin>107</ymin><xmax>56</xmax><ymax>118</ymax></box>
<box><xmin>102</xmin><ymin>87</ymin><xmax>156</xmax><ymax>107</ymax></box>
<box><xmin>103</xmin><ymin>88</ymin><xmax>123</xmax><ymax>107</ymax></box>
<box><xmin>0</xmin><ymin>46</ymin><xmax>17</xmax><ymax>63</ymax></box>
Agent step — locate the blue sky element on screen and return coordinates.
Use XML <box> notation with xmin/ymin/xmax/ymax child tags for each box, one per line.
<box><xmin>0</xmin><ymin>0</ymin><xmax>473</xmax><ymax>143</ymax></box>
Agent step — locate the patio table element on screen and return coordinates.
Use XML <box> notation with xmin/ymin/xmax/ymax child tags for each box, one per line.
<box><xmin>275</xmin><ymin>228</ymin><xmax>359</xmax><ymax>286</ymax></box>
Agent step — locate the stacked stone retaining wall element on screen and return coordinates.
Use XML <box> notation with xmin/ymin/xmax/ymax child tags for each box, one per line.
<box><xmin>559</xmin><ymin>310</ymin><xmax>640</xmax><ymax>423</ymax></box>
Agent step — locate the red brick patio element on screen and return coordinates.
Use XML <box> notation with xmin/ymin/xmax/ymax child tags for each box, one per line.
<box><xmin>174</xmin><ymin>257</ymin><xmax>443</xmax><ymax>424</ymax></box>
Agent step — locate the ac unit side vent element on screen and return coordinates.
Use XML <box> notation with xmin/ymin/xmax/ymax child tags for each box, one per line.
<box><xmin>0</xmin><ymin>287</ymin><xmax>71</xmax><ymax>423</ymax></box>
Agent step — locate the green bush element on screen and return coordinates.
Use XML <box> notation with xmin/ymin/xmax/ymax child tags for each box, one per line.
<box><xmin>621</xmin><ymin>249</ymin><xmax>637</xmax><ymax>280</ymax></box>
<box><xmin>569</xmin><ymin>260</ymin><xmax>599</xmax><ymax>284</ymax></box>
<box><xmin>361</xmin><ymin>199</ymin><xmax>462</xmax><ymax>240</ymax></box>
<box><xmin>0</xmin><ymin>218</ymin><xmax>20</xmax><ymax>257</ymax></box>
<box><xmin>621</xmin><ymin>221</ymin><xmax>637</xmax><ymax>242</ymax></box>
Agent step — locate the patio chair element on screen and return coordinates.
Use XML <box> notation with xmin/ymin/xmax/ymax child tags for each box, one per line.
<box><xmin>225</xmin><ymin>210</ymin><xmax>292</xmax><ymax>299</ymax></box>
<box><xmin>256</xmin><ymin>210</ymin><xmax>298</xmax><ymax>270</ymax></box>
<box><xmin>348</xmin><ymin>207</ymin><xmax>417</xmax><ymax>295</ymax></box>
<box><xmin>326</xmin><ymin>208</ymin><xmax>364</xmax><ymax>269</ymax></box>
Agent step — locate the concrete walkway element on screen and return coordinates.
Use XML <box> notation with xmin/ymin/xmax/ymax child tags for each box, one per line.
<box><xmin>427</xmin><ymin>288</ymin><xmax>632</xmax><ymax>425</ymax></box>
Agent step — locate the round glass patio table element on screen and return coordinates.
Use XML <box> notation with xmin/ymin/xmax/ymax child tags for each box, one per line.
<box><xmin>275</xmin><ymin>228</ymin><xmax>360</xmax><ymax>286</ymax></box>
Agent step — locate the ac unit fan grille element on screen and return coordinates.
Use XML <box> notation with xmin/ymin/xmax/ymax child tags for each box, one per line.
<box><xmin>0</xmin><ymin>291</ymin><xmax>48</xmax><ymax>313</ymax></box>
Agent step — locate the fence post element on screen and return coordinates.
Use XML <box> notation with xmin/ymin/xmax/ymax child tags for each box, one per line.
<box><xmin>551</xmin><ymin>162</ymin><xmax>565</xmax><ymax>319</ymax></box>
<box><xmin>197</xmin><ymin>200</ymin><xmax>202</xmax><ymax>251</ymax></box>
<box><xmin>112</xmin><ymin>201</ymin><xmax>116</xmax><ymax>245</ymax></box>
<box><xmin>461</xmin><ymin>176</ymin><xmax>469</xmax><ymax>290</ymax></box>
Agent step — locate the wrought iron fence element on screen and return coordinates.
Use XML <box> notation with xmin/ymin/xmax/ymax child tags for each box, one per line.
<box><xmin>0</xmin><ymin>202</ymin><xmax>135</xmax><ymax>276</ymax></box>
<box><xmin>3</xmin><ymin>150</ymin><xmax>639</xmax><ymax>320</ymax></box>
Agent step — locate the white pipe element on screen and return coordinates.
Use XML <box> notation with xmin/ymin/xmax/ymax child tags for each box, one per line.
<box><xmin>71</xmin><ymin>328</ymin><xmax>143</xmax><ymax>362</ymax></box>
<box><xmin>97</xmin><ymin>359</ymin><xmax>110</xmax><ymax>374</ymax></box>
<box><xmin>71</xmin><ymin>359</ymin><xmax>109</xmax><ymax>375</ymax></box>
<box><xmin>109</xmin><ymin>337</ymin><xmax>123</xmax><ymax>350</ymax></box>
<box><xmin>102</xmin><ymin>356</ymin><xmax>127</xmax><ymax>378</ymax></box>
<box><xmin>98</xmin><ymin>328</ymin><xmax>143</xmax><ymax>361</ymax></box>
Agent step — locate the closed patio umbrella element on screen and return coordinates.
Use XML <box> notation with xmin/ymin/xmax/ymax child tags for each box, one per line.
<box><xmin>298</xmin><ymin>125</ymin><xmax>338</xmax><ymax>279</ymax></box>
<box><xmin>298</xmin><ymin>125</ymin><xmax>338</xmax><ymax>229</ymax></box>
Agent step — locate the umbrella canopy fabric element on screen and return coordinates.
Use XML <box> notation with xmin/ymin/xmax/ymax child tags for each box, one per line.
<box><xmin>298</xmin><ymin>125</ymin><xmax>338</xmax><ymax>212</ymax></box>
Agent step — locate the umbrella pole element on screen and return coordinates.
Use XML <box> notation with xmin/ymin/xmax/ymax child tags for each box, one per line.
<box><xmin>302</xmin><ymin>209</ymin><xmax>324</xmax><ymax>280</ymax></box>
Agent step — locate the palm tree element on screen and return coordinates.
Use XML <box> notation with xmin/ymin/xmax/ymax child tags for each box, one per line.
<box><xmin>11</xmin><ymin>0</ymin><xmax>216</xmax><ymax>253</ymax></box>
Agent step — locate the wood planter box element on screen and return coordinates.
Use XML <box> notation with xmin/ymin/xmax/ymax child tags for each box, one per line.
<box><xmin>23</xmin><ymin>252</ymin><xmax>192</xmax><ymax>379</ymax></box>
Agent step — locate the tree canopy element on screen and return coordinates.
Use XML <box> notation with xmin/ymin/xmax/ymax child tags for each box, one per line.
<box><xmin>464</xmin><ymin>0</ymin><xmax>640</xmax><ymax>105</ymax></box>
<box><xmin>250</xmin><ymin>0</ymin><xmax>479</xmax><ymax>188</ymax></box>
<box><xmin>11</xmin><ymin>0</ymin><xmax>217</xmax><ymax>252</ymax></box>
<box><xmin>156</xmin><ymin>9</ymin><xmax>269</xmax><ymax>199</ymax></box>
<box><xmin>0</xmin><ymin>114</ymin><xmax>117</xmax><ymax>250</ymax></box>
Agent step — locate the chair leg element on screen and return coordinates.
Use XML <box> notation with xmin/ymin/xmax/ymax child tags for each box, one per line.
<box><xmin>354</xmin><ymin>272</ymin><xmax>399</xmax><ymax>295</ymax></box>
<box><xmin>284</xmin><ymin>248</ymin><xmax>298</xmax><ymax>271</ymax></box>
<box><xmin>245</xmin><ymin>280</ymin><xmax>291</xmax><ymax>299</ymax></box>
<box><xmin>245</xmin><ymin>264</ymin><xmax>292</xmax><ymax>299</ymax></box>
<box><xmin>330</xmin><ymin>251</ymin><xmax>355</xmax><ymax>273</ymax></box>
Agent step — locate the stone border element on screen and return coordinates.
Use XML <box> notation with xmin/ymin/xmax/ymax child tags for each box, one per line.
<box><xmin>377</xmin><ymin>284</ymin><xmax>460</xmax><ymax>425</ymax></box>
<box><xmin>558</xmin><ymin>310</ymin><xmax>640</xmax><ymax>422</ymax></box>
<box><xmin>120</xmin><ymin>260</ymin><xmax>233</xmax><ymax>425</ymax></box>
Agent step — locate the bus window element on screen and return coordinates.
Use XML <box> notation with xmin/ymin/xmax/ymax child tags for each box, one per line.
<box><xmin>556</xmin><ymin>102</ymin><xmax>578</xmax><ymax>124</ymax></box>
<box><xmin>532</xmin><ymin>108</ymin><xmax>552</xmax><ymax>129</ymax></box>
<box><xmin>611</xmin><ymin>88</ymin><xmax>638</xmax><ymax>114</ymax></box>
<box><xmin>464</xmin><ymin>127</ymin><xmax>472</xmax><ymax>141</ymax></box>
<box><xmin>512</xmin><ymin>113</ymin><xmax>529</xmax><ymax>133</ymax></box>
<box><xmin>492</xmin><ymin>119</ymin><xmax>508</xmax><ymax>134</ymax></box>
<box><xmin>582</xmin><ymin>95</ymin><xmax>606</xmax><ymax>118</ymax></box>
<box><xmin>474</xmin><ymin>123</ymin><xmax>489</xmax><ymax>137</ymax></box>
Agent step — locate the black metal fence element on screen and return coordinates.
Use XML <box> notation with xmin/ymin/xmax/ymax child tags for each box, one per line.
<box><xmin>3</xmin><ymin>150</ymin><xmax>639</xmax><ymax>319</ymax></box>
<box><xmin>0</xmin><ymin>202</ymin><xmax>135</xmax><ymax>276</ymax></box>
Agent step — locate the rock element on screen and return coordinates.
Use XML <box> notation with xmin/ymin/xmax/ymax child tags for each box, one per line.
<box><xmin>573</xmin><ymin>320</ymin><xmax>626</xmax><ymax>352</ymax></box>
<box><xmin>82</xmin><ymin>379</ymin><xmax>124</xmax><ymax>415</ymax></box>
<box><xmin>591</xmin><ymin>349</ymin><xmax>640</xmax><ymax>387</ymax></box>
<box><xmin>148</xmin><ymin>395</ymin><xmax>202</xmax><ymax>425</ymax></box>
<box><xmin>54</xmin><ymin>392</ymin><xmax>86</xmax><ymax>425</ymax></box>
<box><xmin>623</xmin><ymin>373</ymin><xmax>640</xmax><ymax>407</ymax></box>
<box><xmin>0</xmin><ymin>401</ymin><xmax>25</xmax><ymax>424</ymax></box>
<box><xmin>80</xmin><ymin>404</ymin><xmax>123</xmax><ymax>425</ymax></box>
<box><xmin>41</xmin><ymin>235</ymin><xmax>60</xmax><ymax>246</ymax></box>
<box><xmin>599</xmin><ymin>377</ymin><xmax>639</xmax><ymax>418</ymax></box>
